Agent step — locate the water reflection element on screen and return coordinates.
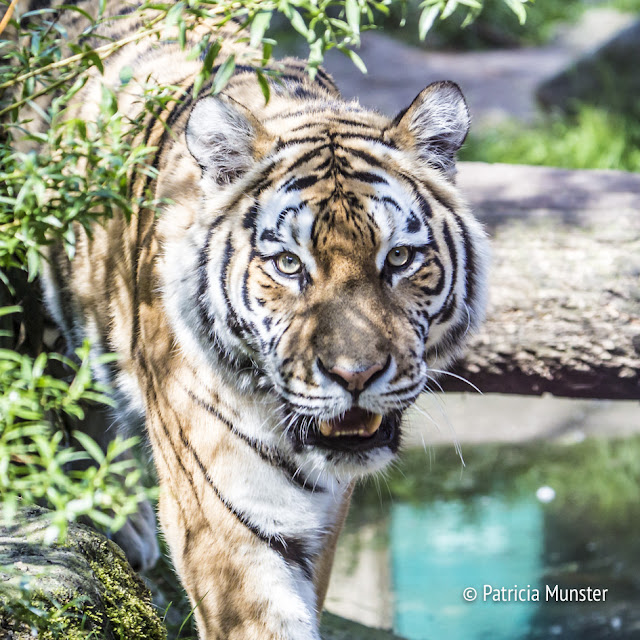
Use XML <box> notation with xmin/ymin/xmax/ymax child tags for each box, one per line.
<box><xmin>329</xmin><ymin>438</ymin><xmax>640</xmax><ymax>640</ymax></box>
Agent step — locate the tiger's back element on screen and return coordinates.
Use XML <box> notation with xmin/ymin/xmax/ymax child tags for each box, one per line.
<box><xmin>34</xmin><ymin>2</ymin><xmax>489</xmax><ymax>638</ymax></box>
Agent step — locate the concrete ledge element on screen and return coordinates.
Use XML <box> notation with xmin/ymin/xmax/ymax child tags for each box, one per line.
<box><xmin>443</xmin><ymin>162</ymin><xmax>640</xmax><ymax>400</ymax></box>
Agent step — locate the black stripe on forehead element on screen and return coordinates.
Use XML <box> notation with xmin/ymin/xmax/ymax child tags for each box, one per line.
<box><xmin>274</xmin><ymin>136</ymin><xmax>326</xmax><ymax>151</ymax></box>
<box><xmin>284</xmin><ymin>175</ymin><xmax>320</xmax><ymax>193</ymax></box>
<box><xmin>405</xmin><ymin>211</ymin><xmax>421</xmax><ymax>233</ymax></box>
<box><xmin>395</xmin><ymin>173</ymin><xmax>433</xmax><ymax>222</ymax></box>
<box><xmin>346</xmin><ymin>171</ymin><xmax>388</xmax><ymax>185</ymax></box>
<box><xmin>344</xmin><ymin>146</ymin><xmax>384</xmax><ymax>167</ymax></box>
<box><xmin>284</xmin><ymin>144</ymin><xmax>331</xmax><ymax>172</ymax></box>
<box><xmin>335</xmin><ymin>132</ymin><xmax>397</xmax><ymax>150</ymax></box>
<box><xmin>259</xmin><ymin>228</ymin><xmax>282</xmax><ymax>243</ymax></box>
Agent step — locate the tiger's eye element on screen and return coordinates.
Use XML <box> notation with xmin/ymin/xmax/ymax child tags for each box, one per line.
<box><xmin>275</xmin><ymin>252</ymin><xmax>302</xmax><ymax>276</ymax></box>
<box><xmin>386</xmin><ymin>246</ymin><xmax>413</xmax><ymax>268</ymax></box>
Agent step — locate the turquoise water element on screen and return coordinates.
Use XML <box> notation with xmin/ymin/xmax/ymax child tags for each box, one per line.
<box><xmin>391</xmin><ymin>498</ymin><xmax>543</xmax><ymax>640</ymax></box>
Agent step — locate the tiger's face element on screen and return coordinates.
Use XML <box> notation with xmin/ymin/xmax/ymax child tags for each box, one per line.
<box><xmin>169</xmin><ymin>81</ymin><xmax>488</xmax><ymax>476</ymax></box>
<box><xmin>247</xmin><ymin>166</ymin><xmax>440</xmax><ymax>464</ymax></box>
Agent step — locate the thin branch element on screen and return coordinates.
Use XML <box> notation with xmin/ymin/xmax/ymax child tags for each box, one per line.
<box><xmin>0</xmin><ymin>0</ymin><xmax>19</xmax><ymax>36</ymax></box>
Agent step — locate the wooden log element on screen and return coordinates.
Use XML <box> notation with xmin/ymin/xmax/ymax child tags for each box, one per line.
<box><xmin>442</xmin><ymin>162</ymin><xmax>640</xmax><ymax>400</ymax></box>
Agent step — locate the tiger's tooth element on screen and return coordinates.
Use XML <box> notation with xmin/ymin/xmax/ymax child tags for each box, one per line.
<box><xmin>319</xmin><ymin>420</ymin><xmax>333</xmax><ymax>437</ymax></box>
<box><xmin>367</xmin><ymin>414</ymin><xmax>383</xmax><ymax>435</ymax></box>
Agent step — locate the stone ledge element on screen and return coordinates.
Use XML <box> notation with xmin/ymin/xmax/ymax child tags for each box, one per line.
<box><xmin>444</xmin><ymin>162</ymin><xmax>640</xmax><ymax>400</ymax></box>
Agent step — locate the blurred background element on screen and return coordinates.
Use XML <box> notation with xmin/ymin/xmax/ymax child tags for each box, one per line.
<box><xmin>306</xmin><ymin>2</ymin><xmax>640</xmax><ymax>639</ymax></box>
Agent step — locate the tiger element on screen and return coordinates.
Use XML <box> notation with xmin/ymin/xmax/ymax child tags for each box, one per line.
<box><xmin>21</xmin><ymin>0</ymin><xmax>490</xmax><ymax>637</ymax></box>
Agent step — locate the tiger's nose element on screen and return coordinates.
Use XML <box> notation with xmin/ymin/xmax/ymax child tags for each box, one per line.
<box><xmin>318</xmin><ymin>357</ymin><xmax>391</xmax><ymax>392</ymax></box>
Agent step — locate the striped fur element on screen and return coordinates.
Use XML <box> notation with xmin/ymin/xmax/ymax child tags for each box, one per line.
<box><xmin>33</xmin><ymin>1</ymin><xmax>490</xmax><ymax>637</ymax></box>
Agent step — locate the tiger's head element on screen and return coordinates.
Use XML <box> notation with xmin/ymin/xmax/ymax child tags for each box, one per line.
<box><xmin>163</xmin><ymin>79</ymin><xmax>488</xmax><ymax>477</ymax></box>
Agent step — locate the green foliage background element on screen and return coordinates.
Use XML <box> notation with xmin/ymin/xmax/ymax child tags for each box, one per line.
<box><xmin>461</xmin><ymin>106</ymin><xmax>640</xmax><ymax>172</ymax></box>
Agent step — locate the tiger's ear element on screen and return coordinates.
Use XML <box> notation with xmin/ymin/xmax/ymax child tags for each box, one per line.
<box><xmin>388</xmin><ymin>81</ymin><xmax>470</xmax><ymax>179</ymax></box>
<box><xmin>186</xmin><ymin>96</ymin><xmax>272</xmax><ymax>185</ymax></box>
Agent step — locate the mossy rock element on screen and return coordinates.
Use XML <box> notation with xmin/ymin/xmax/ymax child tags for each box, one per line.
<box><xmin>320</xmin><ymin>612</ymin><xmax>406</xmax><ymax>640</ymax></box>
<box><xmin>0</xmin><ymin>506</ymin><xmax>165</xmax><ymax>640</ymax></box>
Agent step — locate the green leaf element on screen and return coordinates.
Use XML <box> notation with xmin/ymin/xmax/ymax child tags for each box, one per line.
<box><xmin>26</xmin><ymin>247</ymin><xmax>40</xmax><ymax>282</ymax></box>
<box><xmin>202</xmin><ymin>40</ymin><xmax>221</xmax><ymax>74</ymax></box>
<box><xmin>165</xmin><ymin>1</ymin><xmax>185</xmax><ymax>27</ymax></box>
<box><xmin>192</xmin><ymin>71</ymin><xmax>205</xmax><ymax>99</ymax></box>
<box><xmin>250</xmin><ymin>11</ymin><xmax>272</xmax><ymax>49</ymax></box>
<box><xmin>87</xmin><ymin>510</ymin><xmax>116</xmax><ymax>529</ymax></box>
<box><xmin>441</xmin><ymin>0</ymin><xmax>459</xmax><ymax>21</ymax></box>
<box><xmin>32</xmin><ymin>353</ymin><xmax>48</xmax><ymax>380</ymax></box>
<box><xmin>58</xmin><ymin>4</ymin><xmax>94</xmax><ymax>21</ymax></box>
<box><xmin>288</xmin><ymin>10</ymin><xmax>309</xmax><ymax>40</ymax></box>
<box><xmin>345</xmin><ymin>0</ymin><xmax>360</xmax><ymax>36</ymax></box>
<box><xmin>64</xmin><ymin>225</ymin><xmax>76</xmax><ymax>260</ymax></box>
<box><xmin>212</xmin><ymin>55</ymin><xmax>236</xmax><ymax>95</ymax></box>
<box><xmin>86</xmin><ymin>51</ymin><xmax>104</xmax><ymax>75</ymax></box>
<box><xmin>339</xmin><ymin>47</ymin><xmax>367</xmax><ymax>74</ymax></box>
<box><xmin>460</xmin><ymin>7</ymin><xmax>481</xmax><ymax>28</ymax></box>
<box><xmin>73</xmin><ymin>432</ymin><xmax>105</xmax><ymax>464</ymax></box>
<box><xmin>503</xmin><ymin>0</ymin><xmax>527</xmax><ymax>25</ymax></box>
<box><xmin>178</xmin><ymin>19</ymin><xmax>187</xmax><ymax>49</ymax></box>
<box><xmin>256</xmin><ymin>70</ymin><xmax>271</xmax><ymax>104</ymax></box>
<box><xmin>261</xmin><ymin>42</ymin><xmax>273</xmax><ymax>66</ymax></box>
<box><xmin>307</xmin><ymin>38</ymin><xmax>324</xmax><ymax>71</ymax></box>
<box><xmin>0</xmin><ymin>306</ymin><xmax>22</xmax><ymax>318</ymax></box>
<box><xmin>119</xmin><ymin>65</ymin><xmax>133</xmax><ymax>86</ymax></box>
<box><xmin>419</xmin><ymin>5</ymin><xmax>441</xmax><ymax>40</ymax></box>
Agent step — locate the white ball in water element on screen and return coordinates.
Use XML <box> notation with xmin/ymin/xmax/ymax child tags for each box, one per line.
<box><xmin>536</xmin><ymin>485</ymin><xmax>556</xmax><ymax>503</ymax></box>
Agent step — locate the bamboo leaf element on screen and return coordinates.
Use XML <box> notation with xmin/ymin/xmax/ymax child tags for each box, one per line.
<box><xmin>339</xmin><ymin>46</ymin><xmax>367</xmax><ymax>74</ymax></box>
<box><xmin>250</xmin><ymin>11</ymin><xmax>272</xmax><ymax>49</ymax></box>
<box><xmin>503</xmin><ymin>0</ymin><xmax>527</xmax><ymax>25</ymax></box>
<box><xmin>441</xmin><ymin>0</ymin><xmax>459</xmax><ymax>21</ymax></box>
<box><xmin>419</xmin><ymin>5</ymin><xmax>440</xmax><ymax>40</ymax></box>
<box><xmin>73</xmin><ymin>432</ymin><xmax>105</xmax><ymax>464</ymax></box>
<box><xmin>345</xmin><ymin>0</ymin><xmax>360</xmax><ymax>36</ymax></box>
<box><xmin>212</xmin><ymin>55</ymin><xmax>235</xmax><ymax>95</ymax></box>
<box><xmin>256</xmin><ymin>70</ymin><xmax>271</xmax><ymax>104</ymax></box>
<box><xmin>288</xmin><ymin>10</ymin><xmax>309</xmax><ymax>40</ymax></box>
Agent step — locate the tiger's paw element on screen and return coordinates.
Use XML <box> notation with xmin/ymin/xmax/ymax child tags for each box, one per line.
<box><xmin>110</xmin><ymin>498</ymin><xmax>160</xmax><ymax>571</ymax></box>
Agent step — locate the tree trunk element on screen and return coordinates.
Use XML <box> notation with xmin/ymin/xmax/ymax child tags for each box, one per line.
<box><xmin>442</xmin><ymin>162</ymin><xmax>640</xmax><ymax>400</ymax></box>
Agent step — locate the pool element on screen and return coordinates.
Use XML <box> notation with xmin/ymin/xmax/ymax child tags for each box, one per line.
<box><xmin>327</xmin><ymin>437</ymin><xmax>640</xmax><ymax>640</ymax></box>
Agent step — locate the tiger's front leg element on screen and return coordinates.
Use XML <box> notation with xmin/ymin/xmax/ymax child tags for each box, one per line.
<box><xmin>143</xmin><ymin>371</ymin><xmax>351</xmax><ymax>640</ymax></box>
<box><xmin>158</xmin><ymin>486</ymin><xmax>340</xmax><ymax>640</ymax></box>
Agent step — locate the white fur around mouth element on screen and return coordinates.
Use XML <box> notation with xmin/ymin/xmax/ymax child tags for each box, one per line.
<box><xmin>319</xmin><ymin>410</ymin><xmax>382</xmax><ymax>438</ymax></box>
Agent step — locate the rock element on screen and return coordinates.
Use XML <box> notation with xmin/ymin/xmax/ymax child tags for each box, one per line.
<box><xmin>0</xmin><ymin>506</ymin><xmax>166</xmax><ymax>640</ymax></box>
<box><xmin>537</xmin><ymin>20</ymin><xmax>640</xmax><ymax>116</ymax></box>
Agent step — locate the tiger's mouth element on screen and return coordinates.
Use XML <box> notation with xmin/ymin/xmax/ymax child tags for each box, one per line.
<box><xmin>296</xmin><ymin>408</ymin><xmax>401</xmax><ymax>453</ymax></box>
<box><xmin>319</xmin><ymin>408</ymin><xmax>382</xmax><ymax>438</ymax></box>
